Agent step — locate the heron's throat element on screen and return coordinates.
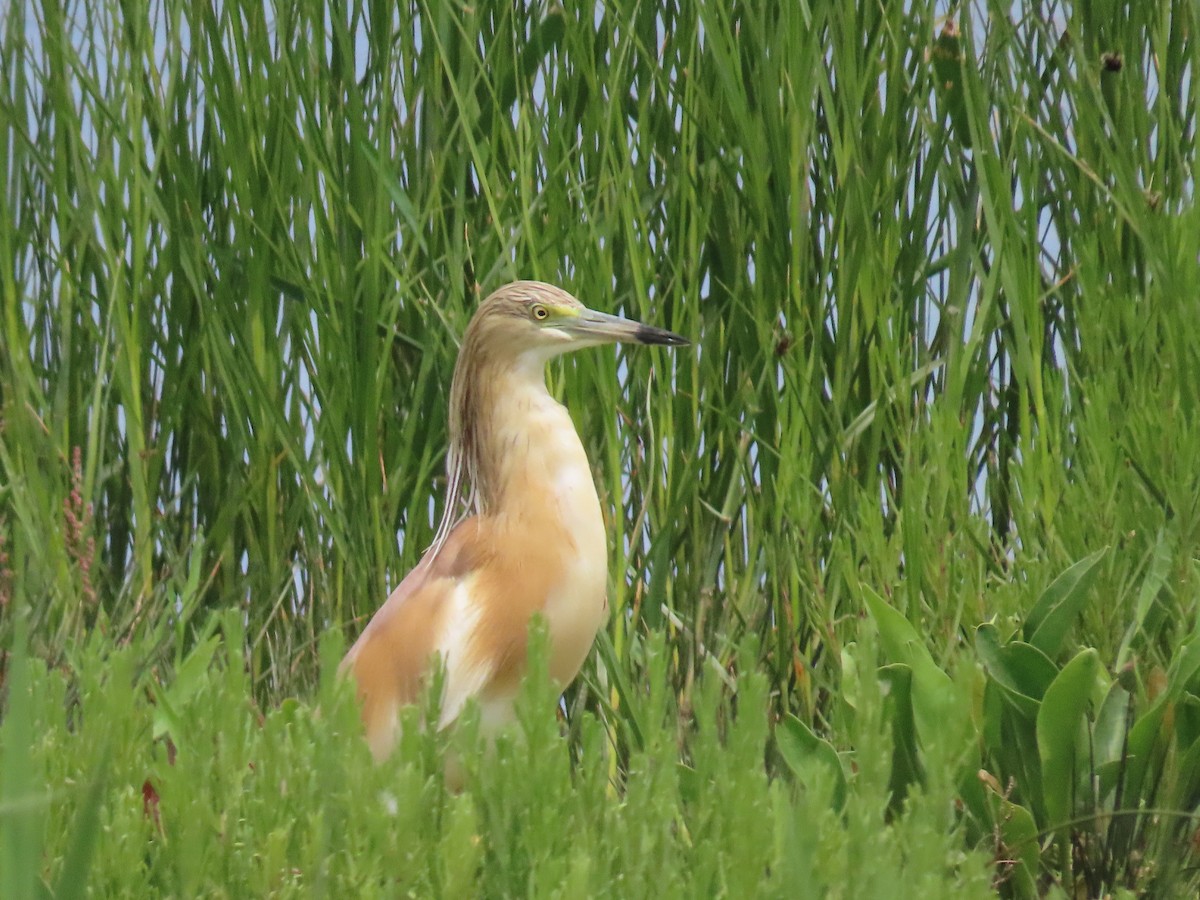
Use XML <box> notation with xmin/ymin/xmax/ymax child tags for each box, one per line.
<box><xmin>438</xmin><ymin>350</ymin><xmax>600</xmax><ymax>543</ymax></box>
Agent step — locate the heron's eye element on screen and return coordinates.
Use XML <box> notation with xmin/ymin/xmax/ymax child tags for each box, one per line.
<box><xmin>531</xmin><ymin>305</ymin><xmax>549</xmax><ymax>321</ymax></box>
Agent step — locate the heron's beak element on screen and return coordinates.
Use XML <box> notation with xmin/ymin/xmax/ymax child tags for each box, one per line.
<box><xmin>565</xmin><ymin>308</ymin><xmax>689</xmax><ymax>347</ymax></box>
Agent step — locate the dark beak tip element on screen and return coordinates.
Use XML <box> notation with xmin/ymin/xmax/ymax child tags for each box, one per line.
<box><xmin>637</xmin><ymin>325</ymin><xmax>690</xmax><ymax>347</ymax></box>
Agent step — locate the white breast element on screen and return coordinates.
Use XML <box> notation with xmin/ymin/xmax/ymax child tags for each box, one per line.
<box><xmin>432</xmin><ymin>578</ymin><xmax>492</xmax><ymax>729</ymax></box>
<box><xmin>541</xmin><ymin>457</ymin><xmax>610</xmax><ymax>685</ymax></box>
<box><xmin>490</xmin><ymin>369</ymin><xmax>612</xmax><ymax>685</ymax></box>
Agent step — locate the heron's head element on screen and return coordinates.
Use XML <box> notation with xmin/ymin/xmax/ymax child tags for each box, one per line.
<box><xmin>464</xmin><ymin>281</ymin><xmax>687</xmax><ymax>367</ymax></box>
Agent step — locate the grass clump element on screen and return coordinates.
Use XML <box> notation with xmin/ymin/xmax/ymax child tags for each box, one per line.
<box><xmin>8</xmin><ymin>618</ymin><xmax>993</xmax><ymax>897</ymax></box>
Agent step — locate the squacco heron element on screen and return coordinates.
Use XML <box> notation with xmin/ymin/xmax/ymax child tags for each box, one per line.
<box><xmin>341</xmin><ymin>281</ymin><xmax>686</xmax><ymax>760</ymax></box>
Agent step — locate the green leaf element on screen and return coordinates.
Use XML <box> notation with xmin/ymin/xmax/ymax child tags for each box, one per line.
<box><xmin>861</xmin><ymin>587</ymin><xmax>956</xmax><ymax>748</ymax></box>
<box><xmin>980</xmin><ymin>679</ymin><xmax>1048</xmax><ymax>826</ymax></box>
<box><xmin>1117</xmin><ymin>524</ymin><xmax>1176</xmax><ymax>667</ymax></box>
<box><xmin>1177</xmin><ymin>693</ymin><xmax>1200</xmax><ymax>754</ymax></box>
<box><xmin>1167</xmin><ymin>639</ymin><xmax>1200</xmax><ymax>699</ymax></box>
<box><xmin>1036</xmin><ymin>648</ymin><xmax>1101</xmax><ymax>828</ymax></box>
<box><xmin>975</xmin><ymin>623</ymin><xmax>1058</xmax><ymax>718</ymax></box>
<box><xmin>1023</xmin><ymin>549</ymin><xmax>1107</xmax><ymax>658</ymax></box>
<box><xmin>1170</xmin><ymin>730</ymin><xmax>1200</xmax><ymax>813</ymax></box>
<box><xmin>776</xmin><ymin>715</ymin><xmax>847</xmax><ymax>812</ymax></box>
<box><xmin>1123</xmin><ymin>699</ymin><xmax>1166</xmax><ymax>811</ymax></box>
<box><xmin>978</xmin><ymin>757</ymin><xmax>1042</xmax><ymax>898</ymax></box>
<box><xmin>879</xmin><ymin>663</ymin><xmax>923</xmax><ymax>812</ymax></box>
<box><xmin>152</xmin><ymin>634</ymin><xmax>221</xmax><ymax>741</ymax></box>
<box><xmin>980</xmin><ymin>680</ymin><xmax>1004</xmax><ymax>755</ymax></box>
<box><xmin>995</xmin><ymin>797</ymin><xmax>1040</xmax><ymax>899</ymax></box>
<box><xmin>1124</xmin><ymin>641</ymin><xmax>1200</xmax><ymax>808</ymax></box>
<box><xmin>1093</xmin><ymin>681</ymin><xmax>1133</xmax><ymax>773</ymax></box>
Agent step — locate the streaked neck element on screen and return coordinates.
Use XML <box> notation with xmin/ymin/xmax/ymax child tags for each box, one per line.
<box><xmin>432</xmin><ymin>348</ymin><xmax>594</xmax><ymax>553</ymax></box>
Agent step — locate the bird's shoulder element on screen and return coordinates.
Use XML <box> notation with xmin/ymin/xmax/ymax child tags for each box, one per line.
<box><xmin>339</xmin><ymin>516</ymin><xmax>497</xmax><ymax>706</ymax></box>
<box><xmin>345</xmin><ymin>516</ymin><xmax>493</xmax><ymax>647</ymax></box>
<box><xmin>428</xmin><ymin>515</ymin><xmax>493</xmax><ymax>580</ymax></box>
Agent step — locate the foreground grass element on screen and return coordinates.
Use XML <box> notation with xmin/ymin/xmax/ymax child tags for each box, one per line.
<box><xmin>8</xmin><ymin>561</ymin><xmax>1198</xmax><ymax>896</ymax></box>
<box><xmin>5</xmin><ymin>617</ymin><xmax>994</xmax><ymax>897</ymax></box>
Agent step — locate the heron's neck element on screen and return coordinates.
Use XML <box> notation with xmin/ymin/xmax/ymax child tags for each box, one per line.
<box><xmin>442</xmin><ymin>351</ymin><xmax>603</xmax><ymax>542</ymax></box>
<box><xmin>479</xmin><ymin>360</ymin><xmax>599</xmax><ymax>518</ymax></box>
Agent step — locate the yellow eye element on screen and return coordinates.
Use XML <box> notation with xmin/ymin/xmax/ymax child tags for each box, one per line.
<box><xmin>532</xmin><ymin>304</ymin><xmax>549</xmax><ymax>321</ymax></box>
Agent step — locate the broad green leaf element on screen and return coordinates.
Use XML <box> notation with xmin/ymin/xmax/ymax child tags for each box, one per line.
<box><xmin>776</xmin><ymin>715</ymin><xmax>847</xmax><ymax>812</ymax></box>
<box><xmin>1170</xmin><ymin>731</ymin><xmax>1200</xmax><ymax>814</ymax></box>
<box><xmin>861</xmin><ymin>587</ymin><xmax>956</xmax><ymax>748</ymax></box>
<box><xmin>957</xmin><ymin>766</ymin><xmax>993</xmax><ymax>847</ymax></box>
<box><xmin>981</xmin><ymin>680</ymin><xmax>1005</xmax><ymax>754</ymax></box>
<box><xmin>879</xmin><ymin>663</ymin><xmax>923</xmax><ymax>811</ymax></box>
<box><xmin>1092</xmin><ymin>681</ymin><xmax>1133</xmax><ymax>772</ymax></box>
<box><xmin>1095</xmin><ymin>758</ymin><xmax>1127</xmax><ymax>810</ymax></box>
<box><xmin>979</xmin><ymin>762</ymin><xmax>1041</xmax><ymax>899</ymax></box>
<box><xmin>983</xmin><ymin>684</ymin><xmax>1048</xmax><ymax>827</ymax></box>
<box><xmin>841</xmin><ymin>642</ymin><xmax>862</xmax><ymax>711</ymax></box>
<box><xmin>996</xmin><ymin>797</ymin><xmax>1040</xmax><ymax>899</ymax></box>
<box><xmin>1037</xmin><ymin>648</ymin><xmax>1101</xmax><ymax>828</ymax></box>
<box><xmin>1023</xmin><ymin>549</ymin><xmax>1107</xmax><ymax>658</ymax></box>
<box><xmin>1177</xmin><ymin>693</ymin><xmax>1200</xmax><ymax>753</ymax></box>
<box><xmin>1123</xmin><ymin>699</ymin><xmax>1167</xmax><ymax>810</ymax></box>
<box><xmin>975</xmin><ymin>623</ymin><xmax>1058</xmax><ymax>718</ymax></box>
